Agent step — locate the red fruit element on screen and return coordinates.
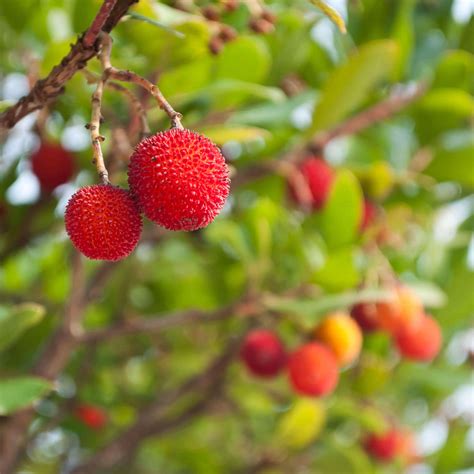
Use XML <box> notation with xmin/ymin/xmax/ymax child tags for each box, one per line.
<box><xmin>287</xmin><ymin>343</ymin><xmax>339</xmax><ymax>396</ymax></box>
<box><xmin>351</xmin><ymin>302</ymin><xmax>380</xmax><ymax>332</ymax></box>
<box><xmin>360</xmin><ymin>199</ymin><xmax>377</xmax><ymax>231</ymax></box>
<box><xmin>31</xmin><ymin>142</ymin><xmax>75</xmax><ymax>192</ymax></box>
<box><xmin>364</xmin><ymin>429</ymin><xmax>403</xmax><ymax>462</ymax></box>
<box><xmin>65</xmin><ymin>185</ymin><xmax>142</xmax><ymax>261</ymax></box>
<box><xmin>128</xmin><ymin>129</ymin><xmax>230</xmax><ymax>231</ymax></box>
<box><xmin>240</xmin><ymin>330</ymin><xmax>286</xmax><ymax>378</ymax></box>
<box><xmin>75</xmin><ymin>404</ymin><xmax>107</xmax><ymax>430</ymax></box>
<box><xmin>288</xmin><ymin>157</ymin><xmax>334</xmax><ymax>210</ymax></box>
<box><xmin>395</xmin><ymin>314</ymin><xmax>442</xmax><ymax>361</ymax></box>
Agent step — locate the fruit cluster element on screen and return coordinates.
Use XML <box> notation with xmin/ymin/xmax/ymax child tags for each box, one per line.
<box><xmin>351</xmin><ymin>285</ymin><xmax>442</xmax><ymax>361</ymax></box>
<box><xmin>62</xmin><ymin>128</ymin><xmax>230</xmax><ymax>261</ymax></box>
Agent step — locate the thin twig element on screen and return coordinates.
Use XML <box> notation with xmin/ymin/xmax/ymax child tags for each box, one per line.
<box><xmin>90</xmin><ymin>78</ymin><xmax>109</xmax><ymax>184</ymax></box>
<box><xmin>100</xmin><ymin>33</ymin><xmax>183</xmax><ymax>129</ymax></box>
<box><xmin>310</xmin><ymin>82</ymin><xmax>427</xmax><ymax>150</ymax></box>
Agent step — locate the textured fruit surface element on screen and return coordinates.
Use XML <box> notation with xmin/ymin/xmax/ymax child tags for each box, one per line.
<box><xmin>240</xmin><ymin>330</ymin><xmax>286</xmax><ymax>378</ymax></box>
<box><xmin>287</xmin><ymin>343</ymin><xmax>339</xmax><ymax>396</ymax></box>
<box><xmin>75</xmin><ymin>404</ymin><xmax>107</xmax><ymax>430</ymax></box>
<box><xmin>65</xmin><ymin>185</ymin><xmax>142</xmax><ymax>261</ymax></box>
<box><xmin>395</xmin><ymin>314</ymin><xmax>442</xmax><ymax>361</ymax></box>
<box><xmin>128</xmin><ymin>128</ymin><xmax>230</xmax><ymax>231</ymax></box>
<box><xmin>364</xmin><ymin>429</ymin><xmax>403</xmax><ymax>462</ymax></box>
<box><xmin>31</xmin><ymin>142</ymin><xmax>75</xmax><ymax>192</ymax></box>
<box><xmin>351</xmin><ymin>302</ymin><xmax>380</xmax><ymax>332</ymax></box>
<box><xmin>376</xmin><ymin>286</ymin><xmax>423</xmax><ymax>334</ymax></box>
<box><xmin>360</xmin><ymin>199</ymin><xmax>377</xmax><ymax>231</ymax></box>
<box><xmin>314</xmin><ymin>312</ymin><xmax>363</xmax><ymax>366</ymax></box>
<box><xmin>288</xmin><ymin>157</ymin><xmax>334</xmax><ymax>210</ymax></box>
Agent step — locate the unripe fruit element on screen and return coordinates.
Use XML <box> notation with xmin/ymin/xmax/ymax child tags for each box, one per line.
<box><xmin>360</xmin><ymin>199</ymin><xmax>377</xmax><ymax>232</ymax></box>
<box><xmin>240</xmin><ymin>330</ymin><xmax>286</xmax><ymax>378</ymax></box>
<box><xmin>364</xmin><ymin>429</ymin><xmax>403</xmax><ymax>462</ymax></box>
<box><xmin>75</xmin><ymin>404</ymin><xmax>107</xmax><ymax>430</ymax></box>
<box><xmin>351</xmin><ymin>302</ymin><xmax>380</xmax><ymax>332</ymax></box>
<box><xmin>288</xmin><ymin>157</ymin><xmax>334</xmax><ymax>210</ymax></box>
<box><xmin>395</xmin><ymin>314</ymin><xmax>442</xmax><ymax>361</ymax></box>
<box><xmin>65</xmin><ymin>185</ymin><xmax>142</xmax><ymax>261</ymax></box>
<box><xmin>314</xmin><ymin>312</ymin><xmax>363</xmax><ymax>366</ymax></box>
<box><xmin>287</xmin><ymin>343</ymin><xmax>339</xmax><ymax>396</ymax></box>
<box><xmin>31</xmin><ymin>142</ymin><xmax>75</xmax><ymax>192</ymax></box>
<box><xmin>376</xmin><ymin>286</ymin><xmax>423</xmax><ymax>334</ymax></box>
<box><xmin>128</xmin><ymin>129</ymin><xmax>230</xmax><ymax>231</ymax></box>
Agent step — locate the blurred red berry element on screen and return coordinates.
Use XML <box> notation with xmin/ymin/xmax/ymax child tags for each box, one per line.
<box><xmin>31</xmin><ymin>142</ymin><xmax>75</xmax><ymax>192</ymax></box>
<box><xmin>240</xmin><ymin>330</ymin><xmax>287</xmax><ymax>378</ymax></box>
<box><xmin>287</xmin><ymin>343</ymin><xmax>339</xmax><ymax>396</ymax></box>
<box><xmin>364</xmin><ymin>429</ymin><xmax>403</xmax><ymax>462</ymax></box>
<box><xmin>75</xmin><ymin>404</ymin><xmax>107</xmax><ymax>430</ymax></box>
<box><xmin>360</xmin><ymin>199</ymin><xmax>377</xmax><ymax>231</ymax></box>
<box><xmin>351</xmin><ymin>302</ymin><xmax>380</xmax><ymax>332</ymax></box>
<box><xmin>395</xmin><ymin>314</ymin><xmax>442</xmax><ymax>361</ymax></box>
<box><xmin>288</xmin><ymin>157</ymin><xmax>334</xmax><ymax>210</ymax></box>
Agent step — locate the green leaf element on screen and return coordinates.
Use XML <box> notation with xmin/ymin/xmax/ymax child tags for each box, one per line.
<box><xmin>311</xmin><ymin>40</ymin><xmax>398</xmax><ymax>132</ymax></box>
<box><xmin>274</xmin><ymin>398</ymin><xmax>326</xmax><ymax>449</ymax></box>
<box><xmin>263</xmin><ymin>288</ymin><xmax>390</xmax><ymax>323</ymax></box>
<box><xmin>425</xmin><ymin>135</ymin><xmax>474</xmax><ymax>186</ymax></box>
<box><xmin>0</xmin><ymin>377</ymin><xmax>53</xmax><ymax>415</ymax></box>
<box><xmin>0</xmin><ymin>303</ymin><xmax>46</xmax><ymax>352</ymax></box>
<box><xmin>216</xmin><ymin>36</ymin><xmax>270</xmax><ymax>83</ymax></box>
<box><xmin>196</xmin><ymin>126</ymin><xmax>270</xmax><ymax>144</ymax></box>
<box><xmin>433</xmin><ymin>50</ymin><xmax>474</xmax><ymax>93</ymax></box>
<box><xmin>320</xmin><ymin>170</ymin><xmax>363</xmax><ymax>249</ymax></box>
<box><xmin>126</xmin><ymin>11</ymin><xmax>185</xmax><ymax>38</ymax></box>
<box><xmin>308</xmin><ymin>0</ymin><xmax>346</xmax><ymax>34</ymax></box>
<box><xmin>313</xmin><ymin>247</ymin><xmax>362</xmax><ymax>291</ymax></box>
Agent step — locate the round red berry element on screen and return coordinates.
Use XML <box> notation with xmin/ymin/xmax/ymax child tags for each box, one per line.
<box><xmin>287</xmin><ymin>343</ymin><xmax>339</xmax><ymax>396</ymax></box>
<box><xmin>395</xmin><ymin>315</ymin><xmax>442</xmax><ymax>361</ymax></box>
<box><xmin>128</xmin><ymin>128</ymin><xmax>230</xmax><ymax>231</ymax></box>
<box><xmin>240</xmin><ymin>330</ymin><xmax>287</xmax><ymax>378</ymax></box>
<box><xmin>288</xmin><ymin>157</ymin><xmax>334</xmax><ymax>210</ymax></box>
<box><xmin>364</xmin><ymin>429</ymin><xmax>403</xmax><ymax>462</ymax></box>
<box><xmin>75</xmin><ymin>404</ymin><xmax>107</xmax><ymax>430</ymax></box>
<box><xmin>351</xmin><ymin>302</ymin><xmax>380</xmax><ymax>332</ymax></box>
<box><xmin>360</xmin><ymin>199</ymin><xmax>377</xmax><ymax>231</ymax></box>
<box><xmin>31</xmin><ymin>142</ymin><xmax>75</xmax><ymax>192</ymax></box>
<box><xmin>65</xmin><ymin>185</ymin><xmax>142</xmax><ymax>261</ymax></box>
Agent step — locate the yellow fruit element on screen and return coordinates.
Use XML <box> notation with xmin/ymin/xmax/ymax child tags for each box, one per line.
<box><xmin>275</xmin><ymin>398</ymin><xmax>326</xmax><ymax>450</ymax></box>
<box><xmin>314</xmin><ymin>312</ymin><xmax>363</xmax><ymax>366</ymax></box>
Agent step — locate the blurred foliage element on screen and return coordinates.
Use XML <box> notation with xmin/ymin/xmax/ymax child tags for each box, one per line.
<box><xmin>0</xmin><ymin>0</ymin><xmax>473</xmax><ymax>473</ymax></box>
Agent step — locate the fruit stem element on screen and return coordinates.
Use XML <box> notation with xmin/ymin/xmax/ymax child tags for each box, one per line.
<box><xmin>99</xmin><ymin>33</ymin><xmax>184</xmax><ymax>130</ymax></box>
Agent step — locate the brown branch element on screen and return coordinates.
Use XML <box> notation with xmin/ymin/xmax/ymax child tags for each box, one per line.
<box><xmin>0</xmin><ymin>0</ymin><xmax>138</xmax><ymax>130</ymax></box>
<box><xmin>79</xmin><ymin>298</ymin><xmax>255</xmax><ymax>343</ymax></box>
<box><xmin>83</xmin><ymin>0</ymin><xmax>119</xmax><ymax>48</ymax></box>
<box><xmin>71</xmin><ymin>334</ymin><xmax>243</xmax><ymax>473</ymax></box>
<box><xmin>310</xmin><ymin>82</ymin><xmax>427</xmax><ymax>150</ymax></box>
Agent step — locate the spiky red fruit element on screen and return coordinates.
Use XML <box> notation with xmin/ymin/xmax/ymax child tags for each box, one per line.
<box><xmin>287</xmin><ymin>343</ymin><xmax>339</xmax><ymax>396</ymax></box>
<box><xmin>240</xmin><ymin>330</ymin><xmax>287</xmax><ymax>378</ymax></box>
<box><xmin>75</xmin><ymin>404</ymin><xmax>107</xmax><ymax>430</ymax></box>
<box><xmin>360</xmin><ymin>199</ymin><xmax>377</xmax><ymax>231</ymax></box>
<box><xmin>65</xmin><ymin>185</ymin><xmax>142</xmax><ymax>261</ymax></box>
<box><xmin>351</xmin><ymin>302</ymin><xmax>380</xmax><ymax>332</ymax></box>
<box><xmin>288</xmin><ymin>157</ymin><xmax>334</xmax><ymax>210</ymax></box>
<box><xmin>395</xmin><ymin>314</ymin><xmax>442</xmax><ymax>361</ymax></box>
<box><xmin>128</xmin><ymin>128</ymin><xmax>230</xmax><ymax>231</ymax></box>
<box><xmin>31</xmin><ymin>142</ymin><xmax>75</xmax><ymax>192</ymax></box>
